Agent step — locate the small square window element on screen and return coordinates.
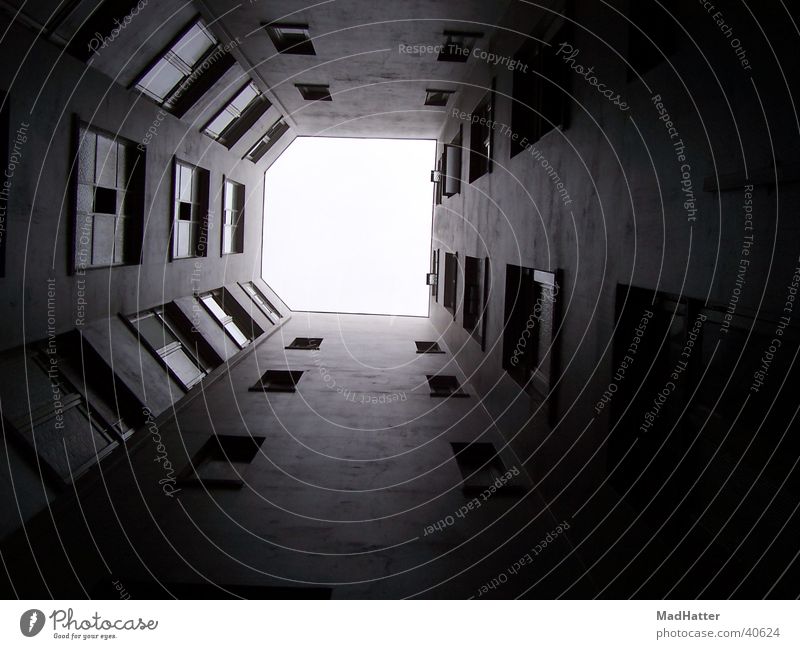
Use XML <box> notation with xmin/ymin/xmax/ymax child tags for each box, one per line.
<box><xmin>179</xmin><ymin>435</ymin><xmax>265</xmax><ymax>489</ymax></box>
<box><xmin>285</xmin><ymin>337</ymin><xmax>322</xmax><ymax>350</ymax></box>
<box><xmin>424</xmin><ymin>89</ymin><xmax>454</xmax><ymax>106</ymax></box>
<box><xmin>244</xmin><ymin>119</ymin><xmax>290</xmax><ymax>163</ymax></box>
<box><xmin>415</xmin><ymin>341</ymin><xmax>445</xmax><ymax>354</ymax></box>
<box><xmin>265</xmin><ymin>23</ymin><xmax>316</xmax><ymax>55</ymax></box>
<box><xmin>249</xmin><ymin>370</ymin><xmax>304</xmax><ymax>393</ymax></box>
<box><xmin>451</xmin><ymin>442</ymin><xmax>520</xmax><ymax>494</ymax></box>
<box><xmin>295</xmin><ymin>83</ymin><xmax>332</xmax><ymax>101</ymax></box>
<box><xmin>427</xmin><ymin>374</ymin><xmax>468</xmax><ymax>398</ymax></box>
<box><xmin>437</xmin><ymin>30</ymin><xmax>483</xmax><ymax>63</ymax></box>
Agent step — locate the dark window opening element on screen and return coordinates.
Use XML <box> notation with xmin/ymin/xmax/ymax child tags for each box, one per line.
<box><xmin>178</xmin><ymin>435</ymin><xmax>265</xmax><ymax>489</ymax></box>
<box><xmin>463</xmin><ymin>256</ymin><xmax>490</xmax><ymax>350</ymax></box>
<box><xmin>249</xmin><ymin>370</ymin><xmax>304</xmax><ymax>393</ymax></box>
<box><xmin>427</xmin><ymin>374</ymin><xmax>468</xmax><ymax>398</ymax></box>
<box><xmin>511</xmin><ymin>23</ymin><xmax>571</xmax><ymax>158</ymax></box>
<box><xmin>73</xmin><ymin>123</ymin><xmax>145</xmax><ymax>270</ymax></box>
<box><xmin>295</xmin><ymin>83</ymin><xmax>332</xmax><ymax>101</ymax></box>
<box><xmin>265</xmin><ymin>23</ymin><xmax>316</xmax><ymax>55</ymax></box>
<box><xmin>437</xmin><ymin>30</ymin><xmax>484</xmax><ymax>63</ymax></box>
<box><xmin>443</xmin><ymin>251</ymin><xmax>458</xmax><ymax>316</ymax></box>
<box><xmin>469</xmin><ymin>90</ymin><xmax>494</xmax><ymax>182</ymax></box>
<box><xmin>416</xmin><ymin>341</ymin><xmax>445</xmax><ymax>354</ymax></box>
<box><xmin>451</xmin><ymin>442</ymin><xmax>520</xmax><ymax>494</ymax></box>
<box><xmin>285</xmin><ymin>337</ymin><xmax>322</xmax><ymax>350</ymax></box>
<box><xmin>424</xmin><ymin>89</ymin><xmax>455</xmax><ymax>106</ymax></box>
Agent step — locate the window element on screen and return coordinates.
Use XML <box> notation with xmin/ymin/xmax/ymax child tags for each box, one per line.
<box><xmin>424</xmin><ymin>89</ymin><xmax>454</xmax><ymax>107</ymax></box>
<box><xmin>426</xmin><ymin>374</ymin><xmax>468</xmax><ymax>398</ymax></box>
<box><xmin>451</xmin><ymin>442</ymin><xmax>519</xmax><ymax>494</ymax></box>
<box><xmin>134</xmin><ymin>20</ymin><xmax>234</xmax><ymax>116</ymax></box>
<box><xmin>172</xmin><ymin>160</ymin><xmax>209</xmax><ymax>259</ymax></box>
<box><xmin>178</xmin><ymin>435</ymin><xmax>265</xmax><ymax>488</ymax></box>
<box><xmin>221</xmin><ymin>178</ymin><xmax>245</xmax><ymax>255</ymax></box>
<box><xmin>0</xmin><ymin>347</ymin><xmax>121</xmax><ymax>485</ymax></box>
<box><xmin>285</xmin><ymin>337</ymin><xmax>322</xmax><ymax>350</ymax></box>
<box><xmin>245</xmin><ymin>119</ymin><xmax>290</xmax><ymax>163</ymax></box>
<box><xmin>199</xmin><ymin>291</ymin><xmax>251</xmax><ymax>349</ymax></box>
<box><xmin>463</xmin><ymin>256</ymin><xmax>490</xmax><ymax>350</ymax></box>
<box><xmin>511</xmin><ymin>23</ymin><xmax>571</xmax><ymax>157</ymax></box>
<box><xmin>415</xmin><ymin>341</ymin><xmax>445</xmax><ymax>354</ymax></box>
<box><xmin>74</xmin><ymin>124</ymin><xmax>145</xmax><ymax>270</ymax></box>
<box><xmin>432</xmin><ymin>155</ymin><xmax>443</xmax><ymax>205</ymax></box>
<box><xmin>265</xmin><ymin>23</ymin><xmax>316</xmax><ymax>55</ymax></box>
<box><xmin>627</xmin><ymin>0</ymin><xmax>678</xmax><ymax>80</ymax></box>
<box><xmin>240</xmin><ymin>281</ymin><xmax>282</xmax><ymax>323</ymax></box>
<box><xmin>126</xmin><ymin>308</ymin><xmax>206</xmax><ymax>391</ymax></box>
<box><xmin>469</xmin><ymin>90</ymin><xmax>494</xmax><ymax>182</ymax></box>
<box><xmin>443</xmin><ymin>252</ymin><xmax>458</xmax><ymax>315</ymax></box>
<box><xmin>249</xmin><ymin>370</ymin><xmax>304</xmax><ymax>393</ymax></box>
<box><xmin>443</xmin><ymin>129</ymin><xmax>463</xmax><ymax>197</ymax></box>
<box><xmin>203</xmin><ymin>82</ymin><xmax>271</xmax><ymax>148</ymax></box>
<box><xmin>429</xmin><ymin>249</ymin><xmax>440</xmax><ymax>301</ymax></box>
<box><xmin>295</xmin><ymin>83</ymin><xmax>332</xmax><ymax>101</ymax></box>
<box><xmin>437</xmin><ymin>30</ymin><xmax>483</xmax><ymax>63</ymax></box>
<box><xmin>502</xmin><ymin>265</ymin><xmax>559</xmax><ymax>397</ymax></box>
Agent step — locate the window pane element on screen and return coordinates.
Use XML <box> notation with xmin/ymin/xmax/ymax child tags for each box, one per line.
<box><xmin>135</xmin><ymin>312</ymin><xmax>177</xmax><ymax>350</ymax></box>
<box><xmin>229</xmin><ymin>83</ymin><xmax>259</xmax><ymax>113</ymax></box>
<box><xmin>137</xmin><ymin>59</ymin><xmax>183</xmax><ymax>101</ymax></box>
<box><xmin>222</xmin><ymin>224</ymin><xmax>233</xmax><ymax>254</ymax></box>
<box><xmin>204</xmin><ymin>110</ymin><xmax>236</xmax><ymax>139</ymax></box>
<box><xmin>200</xmin><ymin>294</ymin><xmax>228</xmax><ymax>322</ymax></box>
<box><xmin>92</xmin><ymin>215</ymin><xmax>114</xmax><ymax>266</ymax></box>
<box><xmin>163</xmin><ymin>347</ymin><xmax>203</xmax><ymax>388</ymax></box>
<box><xmin>172</xmin><ymin>24</ymin><xmax>215</xmax><ymax>67</ymax></box>
<box><xmin>178</xmin><ymin>164</ymin><xmax>193</xmax><ymax>201</ymax></box>
<box><xmin>225</xmin><ymin>321</ymin><xmax>249</xmax><ymax>347</ymax></box>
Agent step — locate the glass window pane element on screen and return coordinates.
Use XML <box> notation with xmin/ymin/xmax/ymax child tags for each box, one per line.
<box><xmin>172</xmin><ymin>24</ymin><xmax>215</xmax><ymax>67</ymax></box>
<box><xmin>178</xmin><ymin>164</ymin><xmax>193</xmax><ymax>201</ymax></box>
<box><xmin>200</xmin><ymin>295</ymin><xmax>228</xmax><ymax>322</ymax></box>
<box><xmin>225</xmin><ymin>322</ymin><xmax>249</xmax><ymax>347</ymax></box>
<box><xmin>163</xmin><ymin>347</ymin><xmax>203</xmax><ymax>388</ymax></box>
<box><xmin>204</xmin><ymin>110</ymin><xmax>236</xmax><ymax>139</ymax></box>
<box><xmin>135</xmin><ymin>312</ymin><xmax>178</xmax><ymax>350</ymax></box>
<box><xmin>137</xmin><ymin>59</ymin><xmax>183</xmax><ymax>101</ymax></box>
<box><xmin>229</xmin><ymin>83</ymin><xmax>259</xmax><ymax>113</ymax></box>
<box><xmin>92</xmin><ymin>215</ymin><xmax>114</xmax><ymax>266</ymax></box>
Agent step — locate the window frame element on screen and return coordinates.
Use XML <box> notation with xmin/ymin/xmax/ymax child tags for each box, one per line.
<box><xmin>221</xmin><ymin>177</ymin><xmax>245</xmax><ymax>256</ymax></box>
<box><xmin>171</xmin><ymin>158</ymin><xmax>210</xmax><ymax>260</ymax></box>
<box><xmin>468</xmin><ymin>87</ymin><xmax>495</xmax><ymax>183</ymax></box>
<box><xmin>198</xmin><ymin>290</ymin><xmax>251</xmax><ymax>349</ymax></box>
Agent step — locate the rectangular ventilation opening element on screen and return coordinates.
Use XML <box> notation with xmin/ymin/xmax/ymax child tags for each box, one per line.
<box><xmin>415</xmin><ymin>341</ymin><xmax>445</xmax><ymax>354</ymax></box>
<box><xmin>179</xmin><ymin>435</ymin><xmax>265</xmax><ymax>489</ymax></box>
<box><xmin>285</xmin><ymin>337</ymin><xmax>322</xmax><ymax>350</ymax></box>
<box><xmin>249</xmin><ymin>370</ymin><xmax>304</xmax><ymax>393</ymax></box>
<box><xmin>295</xmin><ymin>83</ymin><xmax>332</xmax><ymax>101</ymax></box>
<box><xmin>437</xmin><ymin>30</ymin><xmax>484</xmax><ymax>62</ymax></box>
<box><xmin>427</xmin><ymin>374</ymin><xmax>468</xmax><ymax>398</ymax></box>
<box><xmin>451</xmin><ymin>442</ymin><xmax>519</xmax><ymax>494</ymax></box>
<box><xmin>265</xmin><ymin>23</ymin><xmax>316</xmax><ymax>55</ymax></box>
<box><xmin>425</xmin><ymin>89</ymin><xmax>454</xmax><ymax>106</ymax></box>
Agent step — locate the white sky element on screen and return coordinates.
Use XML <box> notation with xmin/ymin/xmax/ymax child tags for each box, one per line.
<box><xmin>262</xmin><ymin>137</ymin><xmax>436</xmax><ymax>316</ymax></box>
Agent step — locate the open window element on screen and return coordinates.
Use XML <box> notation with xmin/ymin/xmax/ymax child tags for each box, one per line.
<box><xmin>502</xmin><ymin>265</ymin><xmax>560</xmax><ymax>398</ymax></box>
<box><xmin>73</xmin><ymin>123</ymin><xmax>145</xmax><ymax>270</ymax></box>
<box><xmin>468</xmin><ymin>89</ymin><xmax>494</xmax><ymax>182</ymax></box>
<box><xmin>0</xmin><ymin>347</ymin><xmax>122</xmax><ymax>486</ymax></box>
<box><xmin>221</xmin><ymin>178</ymin><xmax>245</xmax><ymax>255</ymax></box>
<box><xmin>133</xmin><ymin>19</ymin><xmax>235</xmax><ymax>117</ymax></box>
<box><xmin>427</xmin><ymin>374</ymin><xmax>469</xmax><ymax>398</ymax></box>
<box><xmin>244</xmin><ymin>119</ymin><xmax>289</xmax><ymax>163</ymax></box>
<box><xmin>203</xmin><ymin>82</ymin><xmax>271</xmax><ymax>148</ymax></box>
<box><xmin>264</xmin><ymin>23</ymin><xmax>316</xmax><ymax>55</ymax></box>
<box><xmin>424</xmin><ymin>89</ymin><xmax>455</xmax><ymax>107</ymax></box>
<box><xmin>126</xmin><ymin>308</ymin><xmax>207</xmax><ymax>391</ymax></box>
<box><xmin>295</xmin><ymin>83</ymin><xmax>332</xmax><ymax>101</ymax></box>
<box><xmin>511</xmin><ymin>20</ymin><xmax>571</xmax><ymax>157</ymax></box>
<box><xmin>443</xmin><ymin>251</ymin><xmax>458</xmax><ymax>316</ymax></box>
<box><xmin>285</xmin><ymin>337</ymin><xmax>322</xmax><ymax>351</ymax></box>
<box><xmin>239</xmin><ymin>281</ymin><xmax>282</xmax><ymax>323</ymax></box>
<box><xmin>198</xmin><ymin>290</ymin><xmax>253</xmax><ymax>349</ymax></box>
<box><xmin>443</xmin><ymin>128</ymin><xmax>463</xmax><ymax>197</ymax></box>
<box><xmin>178</xmin><ymin>435</ymin><xmax>265</xmax><ymax>489</ymax></box>
<box><xmin>249</xmin><ymin>370</ymin><xmax>304</xmax><ymax>393</ymax></box>
<box><xmin>172</xmin><ymin>160</ymin><xmax>210</xmax><ymax>259</ymax></box>
<box><xmin>463</xmin><ymin>256</ymin><xmax>490</xmax><ymax>350</ymax></box>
